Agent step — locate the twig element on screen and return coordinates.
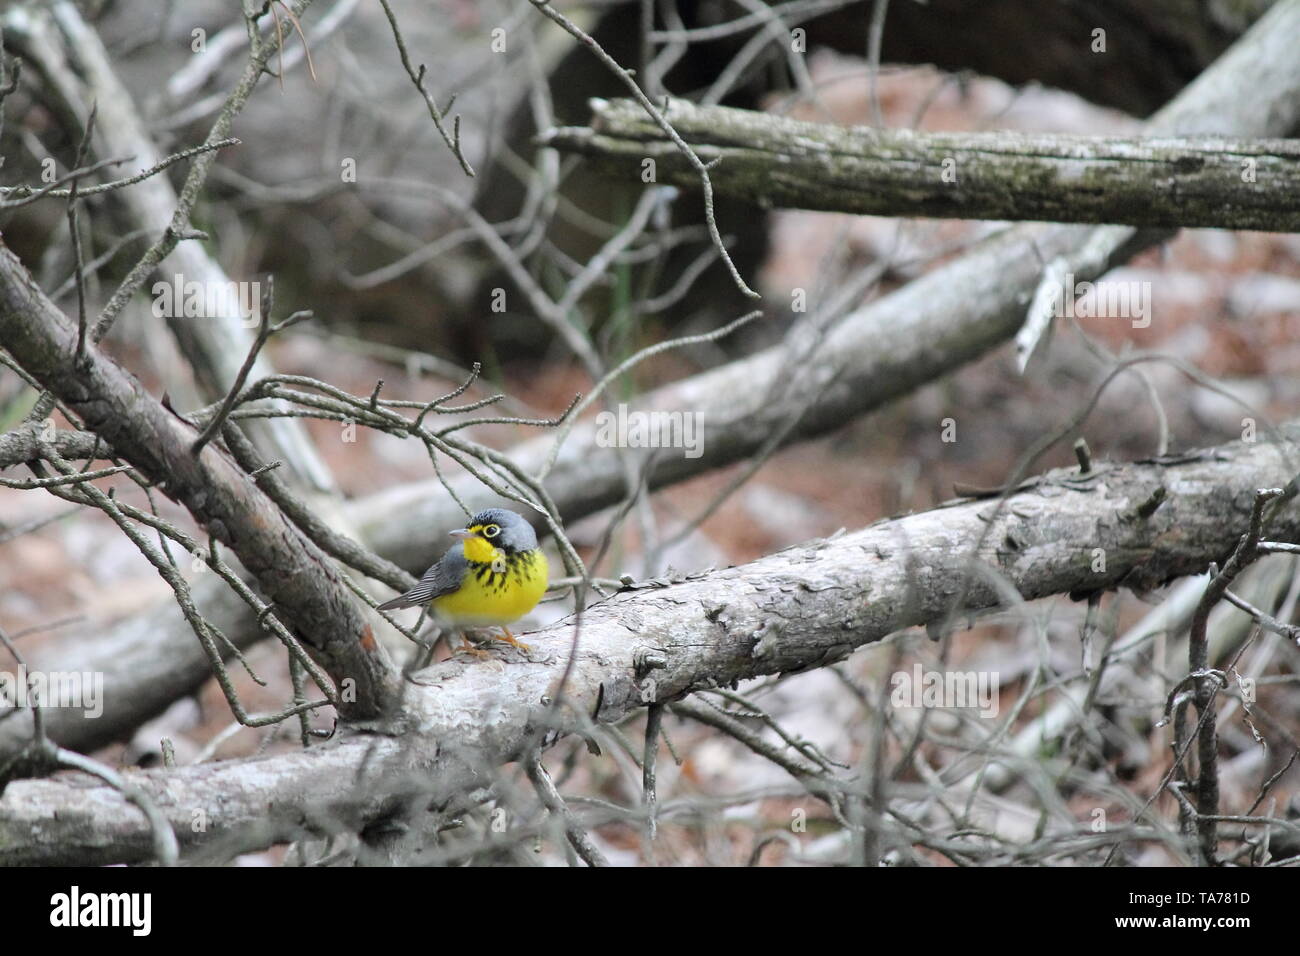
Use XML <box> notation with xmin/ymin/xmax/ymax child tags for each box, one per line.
<box><xmin>191</xmin><ymin>277</ymin><xmax>313</xmax><ymax>455</ymax></box>
<box><xmin>0</xmin><ymin>464</ymin><xmax>134</xmax><ymax>488</ymax></box>
<box><xmin>1183</xmin><ymin>488</ymin><xmax>1286</xmax><ymax>864</ymax></box>
<box><xmin>0</xmin><ymin>155</ymin><xmax>130</xmax><ymax>210</ymax></box>
<box><xmin>1222</xmin><ymin>587</ymin><xmax>1300</xmax><ymax>642</ymax></box>
<box><xmin>65</xmin><ymin>101</ymin><xmax>98</xmax><ymax>367</ymax></box>
<box><xmin>525</xmin><ymin>754</ymin><xmax>610</xmax><ymax>867</ymax></box>
<box><xmin>377</xmin><ymin>0</ymin><xmax>474</xmax><ymax>176</ymax></box>
<box><xmin>642</xmin><ymin>703</ymin><xmax>662</xmax><ymax>842</ymax></box>
<box><xmin>866</xmin><ymin>0</ymin><xmax>890</xmax><ymax>128</ymax></box>
<box><xmin>0</xmin><ymin>139</ymin><xmax>239</xmax><ymax>203</ymax></box>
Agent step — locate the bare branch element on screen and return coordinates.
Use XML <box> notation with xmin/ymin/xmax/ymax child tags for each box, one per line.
<box><xmin>377</xmin><ymin>0</ymin><xmax>475</xmax><ymax>177</ymax></box>
<box><xmin>544</xmin><ymin>98</ymin><xmax>1300</xmax><ymax>231</ymax></box>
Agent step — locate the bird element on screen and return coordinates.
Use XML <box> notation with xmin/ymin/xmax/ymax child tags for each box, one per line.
<box><xmin>376</xmin><ymin>508</ymin><xmax>549</xmax><ymax>655</ymax></box>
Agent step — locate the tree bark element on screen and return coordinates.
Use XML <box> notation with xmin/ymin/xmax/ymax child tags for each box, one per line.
<box><xmin>542</xmin><ymin>99</ymin><xmax>1300</xmax><ymax>230</ymax></box>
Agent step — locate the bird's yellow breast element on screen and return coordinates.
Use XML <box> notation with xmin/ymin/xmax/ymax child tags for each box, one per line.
<box><xmin>433</xmin><ymin>548</ymin><xmax>549</xmax><ymax>627</ymax></box>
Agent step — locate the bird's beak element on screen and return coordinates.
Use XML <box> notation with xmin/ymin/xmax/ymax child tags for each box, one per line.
<box><xmin>449</xmin><ymin>528</ymin><xmax>476</xmax><ymax>540</ymax></box>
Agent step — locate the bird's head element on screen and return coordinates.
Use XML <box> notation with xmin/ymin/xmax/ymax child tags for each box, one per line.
<box><xmin>449</xmin><ymin>508</ymin><xmax>539</xmax><ymax>560</ymax></box>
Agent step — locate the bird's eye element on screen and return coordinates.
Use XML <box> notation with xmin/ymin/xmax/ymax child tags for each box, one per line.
<box><xmin>485</xmin><ymin>524</ymin><xmax>500</xmax><ymax>538</ymax></box>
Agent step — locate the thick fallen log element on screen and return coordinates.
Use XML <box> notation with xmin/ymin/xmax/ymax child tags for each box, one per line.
<box><xmin>541</xmin><ymin>99</ymin><xmax>1300</xmax><ymax>231</ymax></box>
<box><xmin>3</xmin><ymin>425</ymin><xmax>1298</xmax><ymax>864</ymax></box>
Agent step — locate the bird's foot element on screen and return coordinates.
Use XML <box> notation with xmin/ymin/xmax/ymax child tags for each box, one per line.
<box><xmin>494</xmin><ymin>627</ymin><xmax>533</xmax><ymax>654</ymax></box>
<box><xmin>455</xmin><ymin>636</ymin><xmax>493</xmax><ymax>661</ymax></box>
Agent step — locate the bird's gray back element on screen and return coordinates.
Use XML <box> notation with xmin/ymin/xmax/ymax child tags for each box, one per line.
<box><xmin>377</xmin><ymin>543</ymin><xmax>467</xmax><ymax>609</ymax></box>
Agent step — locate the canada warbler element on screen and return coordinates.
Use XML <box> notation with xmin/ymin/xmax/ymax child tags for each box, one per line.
<box><xmin>377</xmin><ymin>508</ymin><xmax>548</xmax><ymax>653</ymax></box>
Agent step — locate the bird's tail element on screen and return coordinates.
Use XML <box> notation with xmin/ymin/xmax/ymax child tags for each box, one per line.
<box><xmin>375</xmin><ymin>594</ymin><xmax>415</xmax><ymax>611</ymax></box>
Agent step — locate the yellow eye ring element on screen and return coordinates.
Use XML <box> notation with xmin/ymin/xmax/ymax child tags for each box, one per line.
<box><xmin>484</xmin><ymin>524</ymin><xmax>501</xmax><ymax>537</ymax></box>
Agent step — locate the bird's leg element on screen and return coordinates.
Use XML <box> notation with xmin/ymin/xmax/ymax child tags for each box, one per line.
<box><xmin>494</xmin><ymin>626</ymin><xmax>532</xmax><ymax>654</ymax></box>
<box><xmin>455</xmin><ymin>630</ymin><xmax>492</xmax><ymax>661</ymax></box>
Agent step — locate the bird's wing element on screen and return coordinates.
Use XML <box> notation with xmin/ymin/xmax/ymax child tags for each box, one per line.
<box><xmin>376</xmin><ymin>547</ymin><xmax>467</xmax><ymax>610</ymax></box>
